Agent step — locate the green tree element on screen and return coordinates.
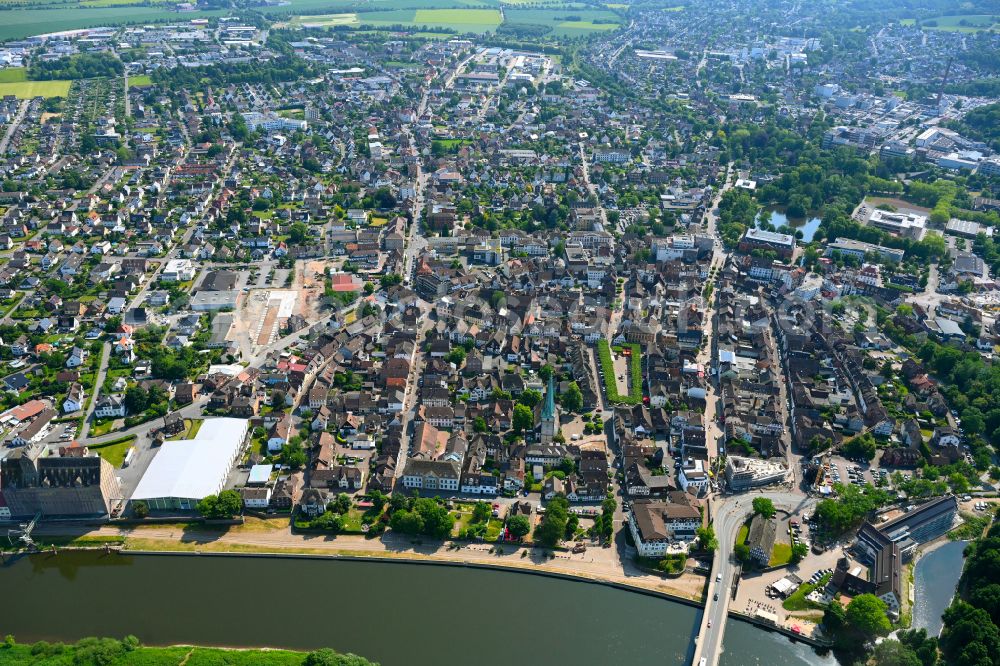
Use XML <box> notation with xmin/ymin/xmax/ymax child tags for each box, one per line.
<box><xmin>195</xmin><ymin>489</ymin><xmax>242</xmax><ymax>519</ymax></box>
<box><xmin>734</xmin><ymin>542</ymin><xmax>751</xmax><ymax>563</ymax></box>
<box><xmin>752</xmin><ymin>497</ymin><xmax>776</xmax><ymax>518</ymax></box>
<box><xmin>507</xmin><ymin>514</ymin><xmax>531</xmax><ymax>540</ymax></box>
<box><xmin>696</xmin><ymin>526</ymin><xmax>718</xmax><ymax>552</ymax></box>
<box><xmin>518</xmin><ymin>389</ymin><xmax>542</xmax><ymax>408</ymax></box>
<box><xmin>846</xmin><ymin>593</ymin><xmax>891</xmax><ymax>638</ymax></box>
<box><xmin>561</xmin><ymin>381</ymin><xmax>584</xmax><ymax>413</ymax></box>
<box><xmin>304</xmin><ymin>647</ymin><xmax>380</xmax><ymax>666</ymax></box>
<box><xmin>512</xmin><ymin>404</ymin><xmax>534</xmax><ymax>432</ymax></box>
<box><xmin>472</xmin><ymin>501</ymin><xmax>492</xmax><ymax>523</ymax></box>
<box><xmin>288</xmin><ymin>222</ymin><xmax>309</xmax><ymax>244</ymax></box>
<box><xmin>535</xmin><ymin>496</ymin><xmax>569</xmax><ymax>547</ymax></box>
<box><xmin>331</xmin><ymin>493</ymin><xmax>352</xmax><ymax>515</ymax></box>
<box><xmin>132</xmin><ymin>501</ymin><xmax>148</xmax><ymax>519</ymax></box>
<box><xmin>790</xmin><ymin>542</ymin><xmax>808</xmax><ymax>563</ymax></box>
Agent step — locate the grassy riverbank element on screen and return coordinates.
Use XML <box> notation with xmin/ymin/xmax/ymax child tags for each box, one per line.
<box><xmin>0</xmin><ymin>636</ymin><xmax>377</xmax><ymax>665</ymax></box>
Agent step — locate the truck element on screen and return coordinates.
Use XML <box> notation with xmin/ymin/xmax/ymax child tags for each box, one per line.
<box><xmin>123</xmin><ymin>446</ymin><xmax>137</xmax><ymax>467</ymax></box>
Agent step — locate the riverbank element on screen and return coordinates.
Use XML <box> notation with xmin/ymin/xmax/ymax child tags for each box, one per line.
<box><xmin>27</xmin><ymin>517</ymin><xmax>707</xmax><ymax>603</ymax></box>
<box><xmin>0</xmin><ymin>636</ymin><xmax>375</xmax><ymax>666</ymax></box>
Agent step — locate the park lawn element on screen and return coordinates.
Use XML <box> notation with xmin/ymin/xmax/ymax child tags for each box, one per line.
<box><xmin>90</xmin><ymin>435</ymin><xmax>136</xmax><ymax>468</ymax></box>
<box><xmin>90</xmin><ymin>419</ymin><xmax>118</xmax><ymax>437</ymax></box>
<box><xmin>0</xmin><ymin>66</ymin><xmax>27</xmax><ymax>83</ymax></box>
<box><xmin>769</xmin><ymin>542</ymin><xmax>793</xmax><ymax>567</ymax></box>
<box><xmin>128</xmin><ymin>74</ymin><xmax>153</xmax><ymax>87</ymax></box>
<box><xmin>484</xmin><ymin>518</ymin><xmax>504</xmax><ymax>541</ymax></box>
<box><xmin>0</xmin><ymin>80</ymin><xmax>71</xmax><ymax>98</ymax></box>
<box><xmin>783</xmin><ymin>573</ymin><xmax>832</xmax><ymax>611</ymax></box>
<box><xmin>451</xmin><ymin>507</ymin><xmax>477</xmax><ymax>535</ymax></box>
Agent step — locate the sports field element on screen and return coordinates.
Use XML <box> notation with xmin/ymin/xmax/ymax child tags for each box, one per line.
<box><xmin>128</xmin><ymin>74</ymin><xmax>153</xmax><ymax>87</ymax></box>
<box><xmin>0</xmin><ymin>80</ymin><xmax>71</xmax><ymax>98</ymax></box>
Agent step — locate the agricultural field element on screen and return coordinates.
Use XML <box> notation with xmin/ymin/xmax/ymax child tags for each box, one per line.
<box><xmin>0</xmin><ymin>66</ymin><xmax>26</xmax><ymax>82</ymax></box>
<box><xmin>901</xmin><ymin>14</ymin><xmax>1000</xmax><ymax>32</ymax></box>
<box><xmin>298</xmin><ymin>7</ymin><xmax>503</xmax><ymax>32</ymax></box>
<box><xmin>503</xmin><ymin>7</ymin><xmax>622</xmax><ymax>36</ymax></box>
<box><xmin>0</xmin><ymin>4</ymin><xmax>225</xmax><ymax>43</ymax></box>
<box><xmin>0</xmin><ymin>79</ymin><xmax>71</xmax><ymax>98</ymax></box>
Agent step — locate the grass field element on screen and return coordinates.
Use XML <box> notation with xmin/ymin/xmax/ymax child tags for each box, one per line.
<box><xmin>0</xmin><ymin>4</ymin><xmax>226</xmax><ymax>43</ymax></box>
<box><xmin>0</xmin><ymin>66</ymin><xmax>26</xmax><ymax>82</ymax></box>
<box><xmin>503</xmin><ymin>7</ymin><xmax>621</xmax><ymax>36</ymax></box>
<box><xmin>296</xmin><ymin>12</ymin><xmax>360</xmax><ymax>26</ymax></box>
<box><xmin>81</xmin><ymin>0</ymin><xmax>174</xmax><ymax>5</ymax></box>
<box><xmin>901</xmin><ymin>14</ymin><xmax>1000</xmax><ymax>32</ymax></box>
<box><xmin>0</xmin><ymin>79</ymin><xmax>70</xmax><ymax>98</ymax></box>
<box><xmin>128</xmin><ymin>74</ymin><xmax>153</xmax><ymax>87</ymax></box>
<box><xmin>90</xmin><ymin>435</ymin><xmax>136</xmax><ymax>468</ymax></box>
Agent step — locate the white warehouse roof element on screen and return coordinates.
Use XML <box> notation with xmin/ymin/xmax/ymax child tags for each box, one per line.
<box><xmin>132</xmin><ymin>417</ymin><xmax>248</xmax><ymax>502</ymax></box>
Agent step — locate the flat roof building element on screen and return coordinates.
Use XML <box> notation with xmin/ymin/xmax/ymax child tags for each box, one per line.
<box><xmin>739</xmin><ymin>228</ymin><xmax>795</xmax><ymax>259</ymax></box>
<box><xmin>131</xmin><ymin>417</ymin><xmax>249</xmax><ymax>511</ymax></box>
<box><xmin>867</xmin><ymin>209</ymin><xmax>927</xmax><ymax>240</ymax></box>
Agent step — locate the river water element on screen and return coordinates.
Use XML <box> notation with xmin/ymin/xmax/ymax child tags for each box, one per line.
<box><xmin>0</xmin><ymin>551</ymin><xmax>846</xmax><ymax>665</ymax></box>
<box><xmin>1</xmin><ymin>552</ymin><xmax>701</xmax><ymax>666</ymax></box>
<box><xmin>911</xmin><ymin>540</ymin><xmax>967</xmax><ymax>636</ymax></box>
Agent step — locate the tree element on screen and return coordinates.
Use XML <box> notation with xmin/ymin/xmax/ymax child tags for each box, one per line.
<box><xmin>472</xmin><ymin>501</ymin><xmax>492</xmax><ymax>523</ymax></box>
<box><xmin>331</xmin><ymin>493</ymin><xmax>352</xmax><ymax>515</ymax></box>
<box><xmin>279</xmin><ymin>441</ymin><xmax>307</xmax><ymax>469</ymax></box>
<box><xmin>368</xmin><ymin>490</ymin><xmax>387</xmax><ymax>512</ymax></box>
<box><xmin>535</xmin><ymin>496</ymin><xmax>569</xmax><ymax>547</ymax></box>
<box><xmin>512</xmin><ymin>404</ymin><xmax>534</xmax><ymax>432</ymax></box>
<box><xmin>752</xmin><ymin>497</ymin><xmax>776</xmax><ymax>518</ymax></box>
<box><xmin>132</xmin><ymin>500</ymin><xmax>148</xmax><ymax>519</ymax></box>
<box><xmin>538</xmin><ymin>364</ymin><xmax>553</xmax><ymax>382</ymax></box>
<box><xmin>473</xmin><ymin>417</ymin><xmax>488</xmax><ymax>433</ymax></box>
<box><xmin>790</xmin><ymin>542</ymin><xmax>808</xmax><ymax>563</ymax></box>
<box><xmin>518</xmin><ymin>389</ymin><xmax>542</xmax><ymax>408</ymax></box>
<box><xmin>565</xmin><ymin>512</ymin><xmax>580</xmax><ymax>539</ymax></box>
<box><xmin>734</xmin><ymin>542</ymin><xmax>751</xmax><ymax>563</ymax></box>
<box><xmin>507</xmin><ymin>514</ymin><xmax>531</xmax><ymax>540</ymax></box>
<box><xmin>846</xmin><ymin>593</ymin><xmax>891</xmax><ymax>638</ymax></box>
<box><xmin>124</xmin><ymin>385</ymin><xmax>149</xmax><ymax>414</ymax></box>
<box><xmin>196</xmin><ymin>489</ymin><xmax>242</xmax><ymax>519</ymax></box>
<box><xmin>288</xmin><ymin>222</ymin><xmax>309</xmax><ymax>244</ymax></box>
<box><xmin>561</xmin><ymin>381</ymin><xmax>584</xmax><ymax>413</ymax></box>
<box><xmin>871</xmin><ymin>639</ymin><xmax>923</xmax><ymax>666</ymax></box>
<box><xmin>304</xmin><ymin>647</ymin><xmax>379</xmax><ymax>666</ymax></box>
<box><xmin>842</xmin><ymin>433</ymin><xmax>877</xmax><ymax>461</ymax></box>
<box><xmin>696</xmin><ymin>526</ymin><xmax>718</xmax><ymax>552</ymax></box>
<box><xmin>941</xmin><ymin>601</ymin><xmax>1000</xmax><ymax>665</ymax></box>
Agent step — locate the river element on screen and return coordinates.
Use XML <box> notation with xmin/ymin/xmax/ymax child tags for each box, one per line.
<box><xmin>0</xmin><ymin>551</ymin><xmax>847</xmax><ymax>665</ymax></box>
<box><xmin>1</xmin><ymin>551</ymin><xmax>702</xmax><ymax>665</ymax></box>
<box><xmin>911</xmin><ymin>540</ymin><xmax>967</xmax><ymax>636</ymax></box>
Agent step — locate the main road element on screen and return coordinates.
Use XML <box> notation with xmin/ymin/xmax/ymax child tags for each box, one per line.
<box><xmin>691</xmin><ymin>490</ymin><xmax>816</xmax><ymax>665</ymax></box>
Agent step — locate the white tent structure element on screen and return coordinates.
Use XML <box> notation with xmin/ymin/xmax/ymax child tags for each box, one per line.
<box><xmin>131</xmin><ymin>417</ymin><xmax>249</xmax><ymax>511</ymax></box>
